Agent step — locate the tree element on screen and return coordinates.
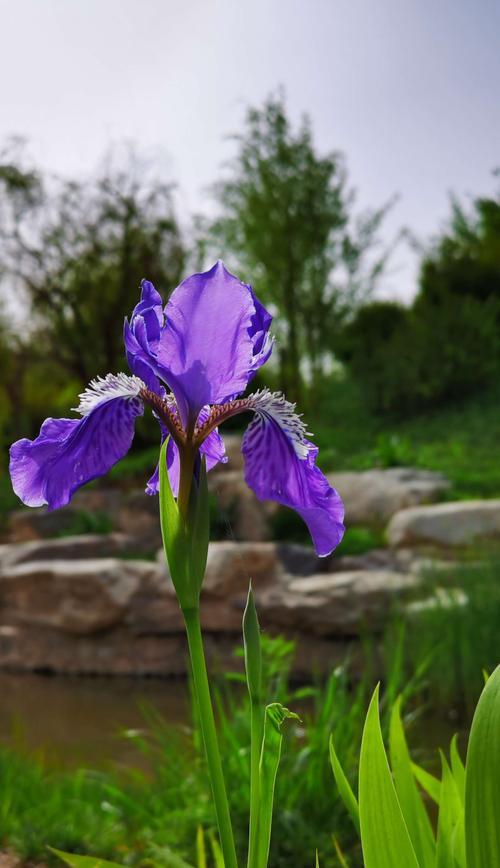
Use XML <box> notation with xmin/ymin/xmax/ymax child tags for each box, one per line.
<box><xmin>0</xmin><ymin>144</ymin><xmax>186</xmax><ymax>384</ymax></box>
<box><xmin>205</xmin><ymin>94</ymin><xmax>390</xmax><ymax>400</ymax></box>
<box><xmin>340</xmin><ymin>185</ymin><xmax>500</xmax><ymax>416</ymax></box>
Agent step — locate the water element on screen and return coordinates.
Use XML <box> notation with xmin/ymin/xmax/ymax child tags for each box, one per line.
<box><xmin>0</xmin><ymin>672</ymin><xmax>190</xmax><ymax>770</ymax></box>
<box><xmin>0</xmin><ymin>672</ymin><xmax>468</xmax><ymax>774</ymax></box>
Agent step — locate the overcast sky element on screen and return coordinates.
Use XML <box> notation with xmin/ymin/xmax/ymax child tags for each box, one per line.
<box><xmin>1</xmin><ymin>0</ymin><xmax>499</xmax><ymax>300</ymax></box>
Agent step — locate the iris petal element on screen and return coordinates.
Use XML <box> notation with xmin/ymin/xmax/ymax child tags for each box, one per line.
<box><xmin>156</xmin><ymin>261</ymin><xmax>257</xmax><ymax>425</ymax></box>
<box><xmin>241</xmin><ymin>391</ymin><xmax>345</xmax><ymax>556</ymax></box>
<box><xmin>125</xmin><ymin>279</ymin><xmax>164</xmax><ymax>394</ymax></box>
<box><xmin>9</xmin><ymin>375</ymin><xmax>144</xmax><ymax>510</ymax></box>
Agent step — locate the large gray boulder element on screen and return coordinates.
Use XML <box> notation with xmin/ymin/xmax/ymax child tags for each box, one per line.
<box><xmin>328</xmin><ymin>467</ymin><xmax>449</xmax><ymax>527</ymax></box>
<box><xmin>387</xmin><ymin>500</ymin><xmax>500</xmax><ymax>549</ymax></box>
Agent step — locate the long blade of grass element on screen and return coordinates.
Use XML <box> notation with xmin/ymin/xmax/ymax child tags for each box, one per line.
<box><xmin>359</xmin><ymin>685</ymin><xmax>420</xmax><ymax>868</ymax></box>
<box><xmin>209</xmin><ymin>831</ymin><xmax>226</xmax><ymax>868</ymax></box>
<box><xmin>196</xmin><ymin>825</ymin><xmax>207</xmax><ymax>868</ymax></box>
<box><xmin>51</xmin><ymin>849</ymin><xmax>193</xmax><ymax>868</ymax></box>
<box><xmin>411</xmin><ymin>762</ymin><xmax>441</xmax><ymax>805</ymax></box>
<box><xmin>256</xmin><ymin>702</ymin><xmax>299</xmax><ymax>868</ymax></box>
<box><xmin>449</xmin><ymin>734</ymin><xmax>465</xmax><ymax>806</ymax></box>
<box><xmin>389</xmin><ymin>697</ymin><xmax>435</xmax><ymax>865</ymax></box>
<box><xmin>435</xmin><ymin>752</ymin><xmax>464</xmax><ymax>868</ymax></box>
<box><xmin>243</xmin><ymin>584</ymin><xmax>264</xmax><ymax>868</ymax></box>
<box><xmin>329</xmin><ymin>735</ymin><xmax>360</xmax><ymax>834</ymax></box>
<box><xmin>465</xmin><ymin>664</ymin><xmax>500</xmax><ymax>868</ymax></box>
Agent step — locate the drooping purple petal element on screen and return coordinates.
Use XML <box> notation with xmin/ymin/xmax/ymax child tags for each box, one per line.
<box><xmin>10</xmin><ymin>374</ymin><xmax>144</xmax><ymax>510</ymax></box>
<box><xmin>146</xmin><ymin>407</ymin><xmax>227</xmax><ymax>497</ymax></box>
<box><xmin>241</xmin><ymin>391</ymin><xmax>345</xmax><ymax>557</ymax></box>
<box><xmin>156</xmin><ymin>261</ymin><xmax>256</xmax><ymax>426</ymax></box>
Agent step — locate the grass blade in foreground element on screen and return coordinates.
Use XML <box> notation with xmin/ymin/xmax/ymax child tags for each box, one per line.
<box><xmin>243</xmin><ymin>585</ymin><xmax>264</xmax><ymax>868</ymax></box>
<box><xmin>435</xmin><ymin>752</ymin><xmax>464</xmax><ymax>868</ymax></box>
<box><xmin>465</xmin><ymin>664</ymin><xmax>500</xmax><ymax>868</ymax></box>
<box><xmin>256</xmin><ymin>702</ymin><xmax>299</xmax><ymax>868</ymax></box>
<box><xmin>52</xmin><ymin>849</ymin><xmax>194</xmax><ymax>868</ymax></box>
<box><xmin>389</xmin><ymin>697</ymin><xmax>435</xmax><ymax>865</ymax></box>
<box><xmin>329</xmin><ymin>735</ymin><xmax>360</xmax><ymax>834</ymax></box>
<box><xmin>359</xmin><ymin>685</ymin><xmax>420</xmax><ymax>868</ymax></box>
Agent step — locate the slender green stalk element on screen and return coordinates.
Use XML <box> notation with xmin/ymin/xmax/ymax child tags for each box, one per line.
<box><xmin>247</xmin><ymin>699</ymin><xmax>264</xmax><ymax>868</ymax></box>
<box><xmin>183</xmin><ymin>607</ymin><xmax>239</xmax><ymax>868</ymax></box>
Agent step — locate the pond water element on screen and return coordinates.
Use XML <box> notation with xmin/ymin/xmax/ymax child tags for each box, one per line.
<box><xmin>0</xmin><ymin>672</ymin><xmax>190</xmax><ymax>770</ymax></box>
<box><xmin>0</xmin><ymin>672</ymin><xmax>468</xmax><ymax>773</ymax></box>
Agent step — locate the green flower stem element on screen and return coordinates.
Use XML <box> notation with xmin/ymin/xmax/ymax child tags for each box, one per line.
<box><xmin>247</xmin><ymin>699</ymin><xmax>264</xmax><ymax>868</ymax></box>
<box><xmin>183</xmin><ymin>606</ymin><xmax>239</xmax><ymax>868</ymax></box>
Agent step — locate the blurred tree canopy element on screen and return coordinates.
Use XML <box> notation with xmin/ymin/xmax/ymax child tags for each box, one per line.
<box><xmin>341</xmin><ymin>189</ymin><xmax>500</xmax><ymax>415</ymax></box>
<box><xmin>203</xmin><ymin>94</ymin><xmax>391</xmax><ymax>400</ymax></box>
<box><xmin>0</xmin><ymin>143</ymin><xmax>185</xmax><ymax>384</ymax></box>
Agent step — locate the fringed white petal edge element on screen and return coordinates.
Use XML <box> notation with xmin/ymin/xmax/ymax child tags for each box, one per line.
<box><xmin>245</xmin><ymin>388</ymin><xmax>311</xmax><ymax>459</ymax></box>
<box><xmin>74</xmin><ymin>373</ymin><xmax>145</xmax><ymax>416</ymax></box>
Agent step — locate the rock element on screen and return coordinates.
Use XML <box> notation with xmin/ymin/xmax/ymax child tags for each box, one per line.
<box><xmin>208</xmin><ymin>471</ymin><xmax>272</xmax><ymax>541</ymax></box>
<box><xmin>157</xmin><ymin>541</ymin><xmax>280</xmax><ymax>597</ymax></box>
<box><xmin>387</xmin><ymin>500</ymin><xmax>500</xmax><ymax>549</ymax></box>
<box><xmin>328</xmin><ymin>467</ymin><xmax>449</xmax><ymax>527</ymax></box>
<box><xmin>212</xmin><ymin>433</ymin><xmax>244</xmax><ymax>473</ymax></box>
<box><xmin>116</xmin><ymin>490</ymin><xmax>163</xmax><ymax>551</ymax></box>
<box><xmin>0</xmin><ymin>622</ymin><xmax>192</xmax><ymax>676</ymax></box>
<box><xmin>275</xmin><ymin>543</ymin><xmax>327</xmax><ymax>576</ymax></box>
<box><xmin>0</xmin><ymin>558</ymin><xmax>163</xmax><ymax>634</ymax></box>
<box><xmin>258</xmin><ymin>569</ymin><xmax>418</xmax><ymax>637</ymax></box>
<box><xmin>0</xmin><ymin>533</ymin><xmax>142</xmax><ymax>569</ymax></box>
<box><xmin>7</xmin><ymin>508</ymin><xmax>87</xmax><ymax>542</ymax></box>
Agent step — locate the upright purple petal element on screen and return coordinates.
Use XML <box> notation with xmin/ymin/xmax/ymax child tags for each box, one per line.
<box><xmin>10</xmin><ymin>374</ymin><xmax>144</xmax><ymax>510</ymax></box>
<box><xmin>156</xmin><ymin>262</ymin><xmax>256</xmax><ymax>425</ymax></box>
<box><xmin>241</xmin><ymin>391</ymin><xmax>344</xmax><ymax>556</ymax></box>
<box><xmin>248</xmin><ymin>290</ymin><xmax>274</xmax><ymax>375</ymax></box>
<box><xmin>125</xmin><ymin>279</ymin><xmax>164</xmax><ymax>394</ymax></box>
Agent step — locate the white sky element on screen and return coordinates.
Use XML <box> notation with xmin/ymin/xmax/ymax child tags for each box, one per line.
<box><xmin>1</xmin><ymin>0</ymin><xmax>499</xmax><ymax>301</ymax></box>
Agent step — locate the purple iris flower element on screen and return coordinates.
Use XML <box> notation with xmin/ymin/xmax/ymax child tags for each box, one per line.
<box><xmin>9</xmin><ymin>262</ymin><xmax>344</xmax><ymax>556</ymax></box>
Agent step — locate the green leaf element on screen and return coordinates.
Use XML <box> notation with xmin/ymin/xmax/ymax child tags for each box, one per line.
<box><xmin>159</xmin><ymin>440</ymin><xmax>209</xmax><ymax>609</ymax></box>
<box><xmin>358</xmin><ymin>685</ymin><xmax>420</xmax><ymax>868</ymax></box>
<box><xmin>411</xmin><ymin>762</ymin><xmax>441</xmax><ymax>805</ymax></box>
<box><xmin>389</xmin><ymin>697</ymin><xmax>435</xmax><ymax>866</ymax></box>
<box><xmin>450</xmin><ymin>734</ymin><xmax>465</xmax><ymax>806</ymax></box>
<box><xmin>243</xmin><ymin>583</ymin><xmax>262</xmax><ymax>703</ymax></box>
<box><xmin>329</xmin><ymin>735</ymin><xmax>360</xmax><ymax>834</ymax></box>
<box><xmin>51</xmin><ymin>850</ymin><xmax>193</xmax><ymax>868</ymax></box>
<box><xmin>208</xmin><ymin>831</ymin><xmax>225</xmax><ymax>868</ymax></box>
<box><xmin>50</xmin><ymin>853</ymin><xmax>126</xmax><ymax>868</ymax></box>
<box><xmin>435</xmin><ymin>752</ymin><xmax>464</xmax><ymax>868</ymax></box>
<box><xmin>465</xmin><ymin>664</ymin><xmax>500</xmax><ymax>868</ymax></box>
<box><xmin>196</xmin><ymin>825</ymin><xmax>207</xmax><ymax>868</ymax></box>
<box><xmin>257</xmin><ymin>703</ymin><xmax>300</xmax><ymax>868</ymax></box>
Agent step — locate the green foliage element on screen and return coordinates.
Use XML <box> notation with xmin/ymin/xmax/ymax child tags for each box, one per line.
<box><xmin>333</xmin><ymin>669</ymin><xmax>500</xmax><ymax>868</ymax></box>
<box><xmin>206</xmin><ymin>92</ymin><xmax>389</xmax><ymax>401</ymax></box>
<box><xmin>402</xmin><ymin>555</ymin><xmax>500</xmax><ymax>709</ymax></box>
<box><xmin>465</xmin><ymin>666</ymin><xmax>500</xmax><ymax>867</ymax></box>
<box><xmin>55</xmin><ymin>509</ymin><xmax>113</xmax><ymax>537</ymax></box>
<box><xmin>340</xmin><ymin>190</ymin><xmax>500</xmax><ymax>416</ymax></box>
<box><xmin>0</xmin><ymin>142</ymin><xmax>185</xmax><ymax>385</ymax></box>
<box><xmin>0</xmin><ymin>637</ymin><xmax>408</xmax><ymax>868</ymax></box>
<box><xmin>358</xmin><ymin>687</ymin><xmax>420</xmax><ymax>868</ymax></box>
